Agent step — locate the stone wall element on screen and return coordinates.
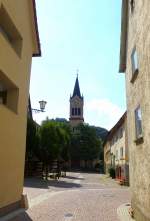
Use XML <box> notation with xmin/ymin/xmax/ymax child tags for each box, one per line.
<box><xmin>125</xmin><ymin>1</ymin><xmax>150</xmax><ymax>220</ymax></box>
<box><xmin>104</xmin><ymin>141</ymin><xmax>111</xmax><ymax>174</ymax></box>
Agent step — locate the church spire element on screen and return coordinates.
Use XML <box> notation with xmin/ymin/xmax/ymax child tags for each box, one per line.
<box><xmin>72</xmin><ymin>72</ymin><xmax>82</xmax><ymax>99</ymax></box>
<box><xmin>69</xmin><ymin>72</ymin><xmax>84</xmax><ymax>127</ymax></box>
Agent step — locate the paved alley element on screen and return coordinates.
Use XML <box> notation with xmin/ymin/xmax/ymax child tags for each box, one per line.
<box><xmin>11</xmin><ymin>172</ymin><xmax>130</xmax><ymax>221</ymax></box>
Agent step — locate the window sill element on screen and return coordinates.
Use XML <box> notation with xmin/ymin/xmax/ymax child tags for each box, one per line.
<box><xmin>0</xmin><ymin>32</ymin><xmax>22</xmax><ymax>59</ymax></box>
<box><xmin>130</xmin><ymin>69</ymin><xmax>139</xmax><ymax>83</ymax></box>
<box><xmin>120</xmin><ymin>157</ymin><xmax>125</xmax><ymax>160</ymax></box>
<box><xmin>134</xmin><ymin>136</ymin><xmax>144</xmax><ymax>145</ymax></box>
<box><xmin>0</xmin><ymin>103</ymin><xmax>18</xmax><ymax>115</ymax></box>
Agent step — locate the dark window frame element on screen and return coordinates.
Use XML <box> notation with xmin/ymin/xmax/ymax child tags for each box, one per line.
<box><xmin>135</xmin><ymin>105</ymin><xmax>143</xmax><ymax>140</ymax></box>
<box><xmin>116</xmin><ymin>150</ymin><xmax>118</xmax><ymax>160</ymax></box>
<box><xmin>72</xmin><ymin>108</ymin><xmax>75</xmax><ymax>116</ymax></box>
<box><xmin>78</xmin><ymin>108</ymin><xmax>81</xmax><ymax>116</ymax></box>
<box><xmin>131</xmin><ymin>47</ymin><xmax>139</xmax><ymax>83</ymax></box>
<box><xmin>130</xmin><ymin>0</ymin><xmax>135</xmax><ymax>13</ymax></box>
<box><xmin>75</xmin><ymin>108</ymin><xmax>78</xmax><ymax>116</ymax></box>
<box><xmin>120</xmin><ymin>147</ymin><xmax>124</xmax><ymax>158</ymax></box>
<box><xmin>0</xmin><ymin>70</ymin><xmax>19</xmax><ymax>114</ymax></box>
<box><xmin>0</xmin><ymin>5</ymin><xmax>23</xmax><ymax>57</ymax></box>
<box><xmin>0</xmin><ymin>90</ymin><xmax>7</xmax><ymax>104</ymax></box>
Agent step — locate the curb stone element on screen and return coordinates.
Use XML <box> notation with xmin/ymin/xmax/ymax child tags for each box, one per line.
<box><xmin>117</xmin><ymin>203</ymin><xmax>135</xmax><ymax>221</ymax></box>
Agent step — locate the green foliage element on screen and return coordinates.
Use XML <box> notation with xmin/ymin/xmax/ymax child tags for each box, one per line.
<box><xmin>26</xmin><ymin>117</ymin><xmax>106</xmax><ymax>173</ymax></box>
<box><xmin>92</xmin><ymin>126</ymin><xmax>108</xmax><ymax>141</ymax></box>
<box><xmin>26</xmin><ymin>118</ymin><xmax>39</xmax><ymax>160</ymax></box>
<box><xmin>70</xmin><ymin>124</ymin><xmax>102</xmax><ymax>161</ymax></box>
<box><xmin>40</xmin><ymin>121</ymin><xmax>61</xmax><ymax>161</ymax></box>
<box><xmin>39</xmin><ymin>120</ymin><xmax>71</xmax><ymax>164</ymax></box>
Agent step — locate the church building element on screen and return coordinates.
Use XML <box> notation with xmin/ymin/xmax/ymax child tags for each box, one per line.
<box><xmin>69</xmin><ymin>75</ymin><xmax>84</xmax><ymax>128</ymax></box>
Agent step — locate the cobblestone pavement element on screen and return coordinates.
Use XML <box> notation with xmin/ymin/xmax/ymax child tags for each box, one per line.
<box><xmin>11</xmin><ymin>172</ymin><xmax>131</xmax><ymax>221</ymax></box>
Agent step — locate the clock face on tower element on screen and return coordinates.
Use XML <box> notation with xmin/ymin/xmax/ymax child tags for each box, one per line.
<box><xmin>74</xmin><ymin>100</ymin><xmax>80</xmax><ymax>106</ymax></box>
<box><xmin>73</xmin><ymin>97</ymin><xmax>81</xmax><ymax>106</ymax></box>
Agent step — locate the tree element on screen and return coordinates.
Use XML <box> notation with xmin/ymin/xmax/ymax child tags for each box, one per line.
<box><xmin>79</xmin><ymin>124</ymin><xmax>101</xmax><ymax>161</ymax></box>
<box><xmin>26</xmin><ymin>118</ymin><xmax>39</xmax><ymax>160</ymax></box>
<box><xmin>25</xmin><ymin>118</ymin><xmax>40</xmax><ymax>176</ymax></box>
<box><xmin>39</xmin><ymin>120</ymin><xmax>71</xmax><ymax>179</ymax></box>
<box><xmin>59</xmin><ymin>123</ymin><xmax>71</xmax><ymax>162</ymax></box>
<box><xmin>70</xmin><ymin>124</ymin><xmax>102</xmax><ymax>169</ymax></box>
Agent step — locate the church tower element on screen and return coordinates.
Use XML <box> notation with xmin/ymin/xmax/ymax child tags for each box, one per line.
<box><xmin>69</xmin><ymin>75</ymin><xmax>84</xmax><ymax>127</ymax></box>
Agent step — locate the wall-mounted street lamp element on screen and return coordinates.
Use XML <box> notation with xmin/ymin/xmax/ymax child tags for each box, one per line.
<box><xmin>32</xmin><ymin>100</ymin><xmax>47</xmax><ymax>113</ymax></box>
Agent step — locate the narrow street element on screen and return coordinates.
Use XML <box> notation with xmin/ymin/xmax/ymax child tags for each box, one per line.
<box><xmin>11</xmin><ymin>172</ymin><xmax>130</xmax><ymax>221</ymax></box>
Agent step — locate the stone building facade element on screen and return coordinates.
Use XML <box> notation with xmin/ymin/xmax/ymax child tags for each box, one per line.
<box><xmin>104</xmin><ymin>140</ymin><xmax>111</xmax><ymax>174</ymax></box>
<box><xmin>104</xmin><ymin>112</ymin><xmax>129</xmax><ymax>184</ymax></box>
<box><xmin>0</xmin><ymin>0</ymin><xmax>41</xmax><ymax>216</ymax></box>
<box><xmin>119</xmin><ymin>0</ymin><xmax>150</xmax><ymax>220</ymax></box>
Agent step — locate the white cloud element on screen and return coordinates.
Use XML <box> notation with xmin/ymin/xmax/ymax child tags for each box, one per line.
<box><xmin>85</xmin><ymin>99</ymin><xmax>125</xmax><ymax>130</ymax></box>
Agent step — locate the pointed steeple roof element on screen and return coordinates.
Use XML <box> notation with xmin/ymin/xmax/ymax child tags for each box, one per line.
<box><xmin>72</xmin><ymin>75</ymin><xmax>81</xmax><ymax>98</ymax></box>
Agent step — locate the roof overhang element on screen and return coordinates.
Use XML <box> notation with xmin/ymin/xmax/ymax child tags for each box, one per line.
<box><xmin>119</xmin><ymin>0</ymin><xmax>128</xmax><ymax>73</ymax></box>
<box><xmin>103</xmin><ymin>111</ymin><xmax>127</xmax><ymax>145</ymax></box>
<box><xmin>30</xmin><ymin>0</ymin><xmax>41</xmax><ymax>57</ymax></box>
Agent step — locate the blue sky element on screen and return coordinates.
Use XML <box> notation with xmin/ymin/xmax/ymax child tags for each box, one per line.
<box><xmin>30</xmin><ymin>0</ymin><xmax>126</xmax><ymax>130</ymax></box>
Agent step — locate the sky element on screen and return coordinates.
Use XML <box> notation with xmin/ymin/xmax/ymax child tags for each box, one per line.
<box><xmin>30</xmin><ymin>0</ymin><xmax>126</xmax><ymax>130</ymax></box>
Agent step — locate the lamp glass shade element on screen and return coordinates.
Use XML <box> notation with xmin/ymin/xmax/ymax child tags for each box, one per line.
<box><xmin>39</xmin><ymin>100</ymin><xmax>47</xmax><ymax>111</ymax></box>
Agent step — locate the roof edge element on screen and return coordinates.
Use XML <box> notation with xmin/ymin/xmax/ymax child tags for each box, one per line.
<box><xmin>32</xmin><ymin>0</ymin><xmax>41</xmax><ymax>57</ymax></box>
<box><xmin>104</xmin><ymin>111</ymin><xmax>127</xmax><ymax>145</ymax></box>
<box><xmin>119</xmin><ymin>0</ymin><xmax>128</xmax><ymax>73</ymax></box>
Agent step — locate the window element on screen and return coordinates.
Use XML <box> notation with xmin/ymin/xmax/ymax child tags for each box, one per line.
<box><xmin>75</xmin><ymin>108</ymin><xmax>78</xmax><ymax>115</ymax></box>
<box><xmin>115</xmin><ymin>134</ymin><xmax>118</xmax><ymax>143</ymax></box>
<box><xmin>131</xmin><ymin>47</ymin><xmax>139</xmax><ymax>79</ymax></box>
<box><xmin>135</xmin><ymin>106</ymin><xmax>143</xmax><ymax>139</ymax></box>
<box><xmin>130</xmin><ymin>0</ymin><xmax>135</xmax><ymax>13</ymax></box>
<box><xmin>113</xmin><ymin>155</ymin><xmax>115</xmax><ymax>167</ymax></box>
<box><xmin>110</xmin><ymin>140</ymin><xmax>113</xmax><ymax>147</ymax></box>
<box><xmin>0</xmin><ymin>70</ymin><xmax>19</xmax><ymax>113</ymax></box>
<box><xmin>72</xmin><ymin>108</ymin><xmax>74</xmax><ymax>116</ymax></box>
<box><xmin>116</xmin><ymin>150</ymin><xmax>118</xmax><ymax>160</ymax></box>
<box><xmin>131</xmin><ymin>48</ymin><xmax>138</xmax><ymax>72</ymax></box>
<box><xmin>131</xmin><ymin>47</ymin><xmax>139</xmax><ymax>83</ymax></box>
<box><xmin>120</xmin><ymin>147</ymin><xmax>124</xmax><ymax>158</ymax></box>
<box><xmin>78</xmin><ymin>108</ymin><xmax>81</xmax><ymax>116</ymax></box>
<box><xmin>0</xmin><ymin>5</ymin><xmax>22</xmax><ymax>57</ymax></box>
<box><xmin>119</xmin><ymin>128</ymin><xmax>123</xmax><ymax>139</ymax></box>
<box><xmin>0</xmin><ymin>88</ymin><xmax>7</xmax><ymax>105</ymax></box>
<box><xmin>112</xmin><ymin>138</ymin><xmax>114</xmax><ymax>145</ymax></box>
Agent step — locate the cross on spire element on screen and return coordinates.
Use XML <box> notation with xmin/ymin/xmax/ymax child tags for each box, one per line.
<box><xmin>76</xmin><ymin>69</ymin><xmax>79</xmax><ymax>77</ymax></box>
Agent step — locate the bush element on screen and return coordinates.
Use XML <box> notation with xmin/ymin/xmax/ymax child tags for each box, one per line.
<box><xmin>109</xmin><ymin>167</ymin><xmax>116</xmax><ymax>179</ymax></box>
